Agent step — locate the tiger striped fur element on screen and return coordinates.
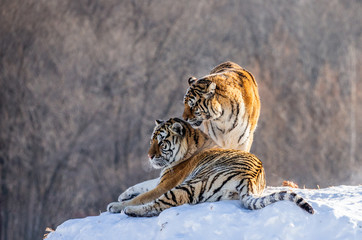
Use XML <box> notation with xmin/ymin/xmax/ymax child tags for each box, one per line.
<box><xmin>183</xmin><ymin>61</ymin><xmax>260</xmax><ymax>152</ymax></box>
<box><xmin>107</xmin><ymin>118</ymin><xmax>314</xmax><ymax>217</ymax></box>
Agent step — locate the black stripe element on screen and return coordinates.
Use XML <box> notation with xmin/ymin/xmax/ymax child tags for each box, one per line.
<box><xmin>300</xmin><ymin>203</ymin><xmax>310</xmax><ymax>211</ymax></box>
<box><xmin>198</xmin><ymin>101</ymin><xmax>205</xmax><ymax>113</ymax></box>
<box><xmin>236</xmin><ymin>179</ymin><xmax>245</xmax><ymax>191</ymax></box>
<box><xmin>189</xmin><ymin>184</ymin><xmax>196</xmax><ymax>203</ymax></box>
<box><xmin>236</xmin><ymin>71</ymin><xmax>247</xmax><ymax>78</ymax></box>
<box><xmin>209</xmin><ymin>99</ymin><xmax>217</xmax><ymax>115</ymax></box>
<box><xmin>244</xmin><ymin>69</ymin><xmax>257</xmax><ymax>86</ymax></box>
<box><xmin>173</xmin><ymin>145</ymin><xmax>180</xmax><ymax>159</ymax></box>
<box><xmin>175</xmin><ymin>186</ymin><xmax>193</xmax><ymax>202</ymax></box>
<box><xmin>210</xmin><ymin>122</ymin><xmax>217</xmax><ymax>139</ymax></box>
<box><xmin>185</xmin><ymin>127</ymin><xmax>190</xmax><ymax>147</ymax></box>
<box><xmin>278</xmin><ymin>191</ymin><xmax>287</xmax><ymax>200</ymax></box>
<box><xmin>193</xmin><ymin>131</ymin><xmax>199</xmax><ymax>146</ymax></box>
<box><xmin>269</xmin><ymin>193</ymin><xmax>278</xmax><ymax>203</ymax></box>
<box><xmin>237</xmin><ymin>131</ymin><xmax>246</xmax><ymax>143</ymax></box>
<box><xmin>259</xmin><ymin>198</ymin><xmax>265</xmax><ymax>208</ymax></box>
<box><xmin>228</xmin><ymin>102</ymin><xmax>240</xmax><ymax>133</ymax></box>
<box><xmin>228</xmin><ymin>101</ymin><xmax>235</xmax><ymax>121</ymax></box>
<box><xmin>296</xmin><ymin>197</ymin><xmax>303</xmax><ymax>205</ymax></box>
<box><xmin>169</xmin><ymin>190</ymin><xmax>177</xmax><ymax>203</ymax></box>
<box><xmin>154</xmin><ymin>200</ymin><xmax>161</xmax><ymax>208</ymax></box>
<box><xmin>197</xmin><ymin>78</ymin><xmax>211</xmax><ymax>85</ymax></box>
<box><xmin>207</xmin><ymin>172</ymin><xmax>224</xmax><ymax>191</ymax></box>
<box><xmin>216</xmin><ymin>125</ymin><xmax>225</xmax><ymax>133</ymax></box>
<box><xmin>289</xmin><ymin>192</ymin><xmax>297</xmax><ymax>201</ymax></box>
<box><xmin>158</xmin><ymin>199</ymin><xmax>176</xmax><ymax>207</ymax></box>
<box><xmin>198</xmin><ymin>181</ymin><xmax>208</xmax><ymax>202</ymax></box>
<box><xmin>164</xmin><ymin>192</ymin><xmax>171</xmax><ymax>200</ymax></box>
<box><xmin>212</xmin><ymin>173</ymin><xmax>240</xmax><ymax>196</ymax></box>
<box><xmin>252</xmin><ymin>199</ymin><xmax>258</xmax><ymax>209</ymax></box>
<box><xmin>237</xmin><ymin>121</ymin><xmax>249</xmax><ymax>144</ymax></box>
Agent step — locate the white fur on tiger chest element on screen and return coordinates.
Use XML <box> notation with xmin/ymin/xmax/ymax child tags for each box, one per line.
<box><xmin>204</xmin><ymin>100</ymin><xmax>251</xmax><ymax>151</ymax></box>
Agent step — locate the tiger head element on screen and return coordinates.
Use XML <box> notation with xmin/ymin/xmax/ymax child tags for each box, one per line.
<box><xmin>148</xmin><ymin>118</ymin><xmax>188</xmax><ymax>169</ymax></box>
<box><xmin>182</xmin><ymin>76</ymin><xmax>222</xmax><ymax>127</ymax></box>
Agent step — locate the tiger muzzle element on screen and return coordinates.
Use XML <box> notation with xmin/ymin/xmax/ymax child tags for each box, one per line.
<box><xmin>191</xmin><ymin>120</ymin><xmax>203</xmax><ymax>127</ymax></box>
<box><xmin>149</xmin><ymin>156</ymin><xmax>166</xmax><ymax>169</ymax></box>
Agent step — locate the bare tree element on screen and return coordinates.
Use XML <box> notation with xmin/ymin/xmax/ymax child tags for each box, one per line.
<box><xmin>0</xmin><ymin>0</ymin><xmax>361</xmax><ymax>239</ymax></box>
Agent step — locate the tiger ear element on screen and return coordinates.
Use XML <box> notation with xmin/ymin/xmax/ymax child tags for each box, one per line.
<box><xmin>155</xmin><ymin>119</ymin><xmax>164</xmax><ymax>125</ymax></box>
<box><xmin>204</xmin><ymin>82</ymin><xmax>216</xmax><ymax>99</ymax></box>
<box><xmin>170</xmin><ymin>122</ymin><xmax>184</xmax><ymax>136</ymax></box>
<box><xmin>188</xmin><ymin>76</ymin><xmax>197</xmax><ymax>86</ymax></box>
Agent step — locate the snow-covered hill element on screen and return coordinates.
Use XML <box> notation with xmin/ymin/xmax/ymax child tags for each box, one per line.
<box><xmin>46</xmin><ymin>185</ymin><xmax>362</xmax><ymax>240</ymax></box>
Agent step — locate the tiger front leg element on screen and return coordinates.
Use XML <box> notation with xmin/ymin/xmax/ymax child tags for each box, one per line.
<box><xmin>124</xmin><ymin>185</ymin><xmax>192</xmax><ymax>217</ymax></box>
<box><xmin>118</xmin><ymin>178</ymin><xmax>159</xmax><ymax>202</ymax></box>
<box><xmin>108</xmin><ymin>178</ymin><xmax>160</xmax><ymax>213</ymax></box>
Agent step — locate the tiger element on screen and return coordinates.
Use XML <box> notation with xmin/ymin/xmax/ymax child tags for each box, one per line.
<box><xmin>107</xmin><ymin>118</ymin><xmax>314</xmax><ymax>217</ymax></box>
<box><xmin>183</xmin><ymin>61</ymin><xmax>260</xmax><ymax>152</ymax></box>
<box><xmin>113</xmin><ymin>118</ymin><xmax>217</xmax><ymax>203</ymax></box>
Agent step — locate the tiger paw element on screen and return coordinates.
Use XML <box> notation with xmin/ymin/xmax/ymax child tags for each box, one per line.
<box><xmin>107</xmin><ymin>201</ymin><xmax>127</xmax><ymax>213</ymax></box>
<box><xmin>118</xmin><ymin>188</ymin><xmax>140</xmax><ymax>202</ymax></box>
<box><xmin>124</xmin><ymin>205</ymin><xmax>159</xmax><ymax>217</ymax></box>
<box><xmin>123</xmin><ymin>206</ymin><xmax>143</xmax><ymax>217</ymax></box>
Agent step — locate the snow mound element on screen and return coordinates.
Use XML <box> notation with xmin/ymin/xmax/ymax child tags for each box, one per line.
<box><xmin>46</xmin><ymin>186</ymin><xmax>362</xmax><ymax>240</ymax></box>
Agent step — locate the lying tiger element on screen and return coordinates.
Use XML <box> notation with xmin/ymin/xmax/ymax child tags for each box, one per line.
<box><xmin>107</xmin><ymin>118</ymin><xmax>314</xmax><ymax>217</ymax></box>
<box><xmin>183</xmin><ymin>61</ymin><xmax>260</xmax><ymax>152</ymax></box>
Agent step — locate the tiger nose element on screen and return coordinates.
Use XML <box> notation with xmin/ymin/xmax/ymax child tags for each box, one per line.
<box><xmin>148</xmin><ymin>154</ymin><xmax>154</xmax><ymax>159</ymax></box>
<box><xmin>182</xmin><ymin>109</ymin><xmax>190</xmax><ymax>121</ymax></box>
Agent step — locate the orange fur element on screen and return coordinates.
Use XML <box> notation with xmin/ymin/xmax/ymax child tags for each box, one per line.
<box><xmin>183</xmin><ymin>61</ymin><xmax>260</xmax><ymax>152</ymax></box>
<box><xmin>282</xmin><ymin>181</ymin><xmax>299</xmax><ymax>188</ymax></box>
<box><xmin>107</xmin><ymin>118</ymin><xmax>314</xmax><ymax>217</ymax></box>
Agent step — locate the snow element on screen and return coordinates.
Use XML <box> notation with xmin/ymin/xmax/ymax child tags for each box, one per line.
<box><xmin>46</xmin><ymin>185</ymin><xmax>362</xmax><ymax>240</ymax></box>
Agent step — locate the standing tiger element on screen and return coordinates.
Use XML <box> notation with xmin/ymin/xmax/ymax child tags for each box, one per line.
<box><xmin>183</xmin><ymin>61</ymin><xmax>260</xmax><ymax>152</ymax></box>
<box><xmin>107</xmin><ymin>118</ymin><xmax>314</xmax><ymax>217</ymax></box>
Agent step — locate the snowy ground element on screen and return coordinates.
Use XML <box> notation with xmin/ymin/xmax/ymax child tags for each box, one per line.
<box><xmin>46</xmin><ymin>185</ymin><xmax>362</xmax><ymax>240</ymax></box>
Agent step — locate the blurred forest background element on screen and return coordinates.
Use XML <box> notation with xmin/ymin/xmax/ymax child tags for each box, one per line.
<box><xmin>0</xmin><ymin>0</ymin><xmax>361</xmax><ymax>239</ymax></box>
